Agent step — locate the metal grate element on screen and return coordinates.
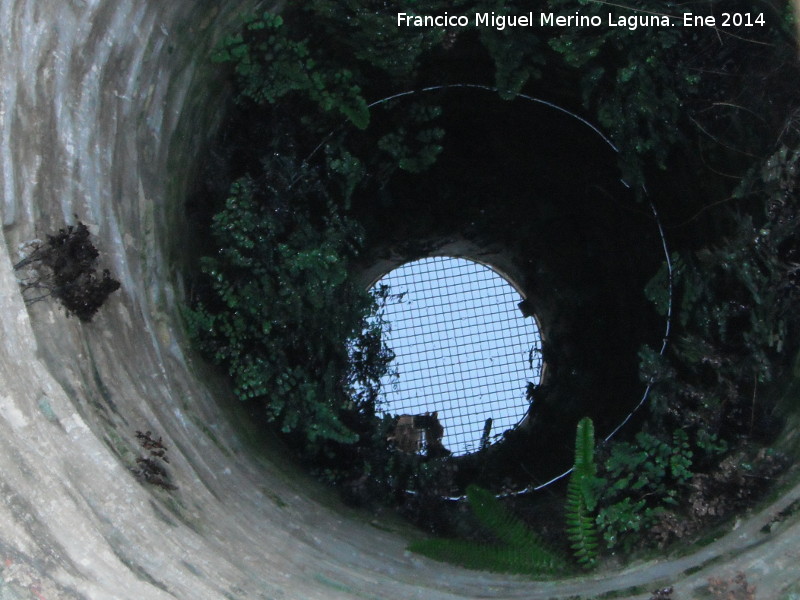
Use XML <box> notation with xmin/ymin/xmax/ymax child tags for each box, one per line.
<box><xmin>372</xmin><ymin>257</ymin><xmax>543</xmax><ymax>456</ymax></box>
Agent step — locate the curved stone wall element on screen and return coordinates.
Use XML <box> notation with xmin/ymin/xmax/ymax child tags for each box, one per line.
<box><xmin>1</xmin><ymin>1</ymin><xmax>799</xmax><ymax>598</ymax></box>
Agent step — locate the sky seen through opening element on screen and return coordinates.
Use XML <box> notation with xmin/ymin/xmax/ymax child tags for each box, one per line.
<box><xmin>372</xmin><ymin>256</ymin><xmax>543</xmax><ymax>456</ymax></box>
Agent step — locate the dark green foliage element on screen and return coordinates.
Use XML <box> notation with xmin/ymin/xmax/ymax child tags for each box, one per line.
<box><xmin>300</xmin><ymin>0</ymin><xmax>446</xmax><ymax>79</ymax></box>
<box><xmin>467</xmin><ymin>486</ymin><xmax>548</xmax><ymax>550</ymax></box>
<box><xmin>213</xmin><ymin>13</ymin><xmax>369</xmax><ymax>128</ymax></box>
<box><xmin>547</xmin><ymin>0</ymin><xmax>696</xmax><ymax>186</ymax></box>
<box><xmin>14</xmin><ymin>222</ymin><xmax>121</xmax><ymax>322</ymax></box>
<box><xmin>409</xmin><ymin>485</ymin><xmax>567</xmax><ymax>576</ymax></box>
<box><xmin>184</xmin><ymin>158</ymin><xmax>393</xmax><ymax>445</ymax></box>
<box><xmin>477</xmin><ymin>5</ymin><xmax>545</xmax><ymax>98</ymax></box>
<box><xmin>639</xmin><ymin>138</ymin><xmax>800</xmax><ymax>447</ymax></box>
<box><xmin>212</xmin><ymin>5</ymin><xmax>451</xmax><ymax>185</ymax></box>
<box><xmin>564</xmin><ymin>417</ymin><xmax>599</xmax><ymax>569</ymax></box>
<box><xmin>595</xmin><ymin>429</ymin><xmax>696</xmax><ymax>552</ymax></box>
<box><xmin>624</xmin><ymin>132</ymin><xmax>800</xmax><ymax>551</ymax></box>
<box><xmin>376</xmin><ymin>104</ymin><xmax>444</xmax><ymax>173</ymax></box>
<box><xmin>606</xmin><ymin>430</ymin><xmax>694</xmax><ymax>503</ymax></box>
<box><xmin>215</xmin><ymin>0</ymin><xmax>798</xmax><ymax>193</ymax></box>
<box><xmin>547</xmin><ymin>0</ymin><xmax>796</xmax><ymax>187</ymax></box>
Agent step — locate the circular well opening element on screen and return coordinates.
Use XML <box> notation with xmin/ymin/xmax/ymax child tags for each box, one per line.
<box><xmin>370</xmin><ymin>256</ymin><xmax>543</xmax><ymax>456</ymax></box>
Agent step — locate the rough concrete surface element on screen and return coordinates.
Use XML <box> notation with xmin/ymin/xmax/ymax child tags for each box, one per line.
<box><xmin>0</xmin><ymin>0</ymin><xmax>799</xmax><ymax>598</ymax></box>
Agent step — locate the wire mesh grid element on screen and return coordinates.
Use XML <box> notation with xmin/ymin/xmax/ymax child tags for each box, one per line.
<box><xmin>373</xmin><ymin>257</ymin><xmax>543</xmax><ymax>456</ymax></box>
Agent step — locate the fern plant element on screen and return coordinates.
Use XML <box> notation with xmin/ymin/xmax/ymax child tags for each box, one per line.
<box><xmin>184</xmin><ymin>157</ymin><xmax>393</xmax><ymax>447</ymax></box>
<box><xmin>213</xmin><ymin>13</ymin><xmax>370</xmax><ymax>129</ymax></box>
<box><xmin>595</xmin><ymin>428</ymin><xmax>697</xmax><ymax>552</ymax></box>
<box><xmin>565</xmin><ymin>417</ymin><xmax>600</xmax><ymax>569</ymax></box>
<box><xmin>409</xmin><ymin>485</ymin><xmax>567</xmax><ymax>576</ymax></box>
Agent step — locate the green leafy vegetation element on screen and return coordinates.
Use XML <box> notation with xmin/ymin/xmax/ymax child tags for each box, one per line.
<box><xmin>595</xmin><ymin>429</ymin><xmax>695</xmax><ymax>553</ymax></box>
<box><xmin>546</xmin><ymin>0</ymin><xmax>698</xmax><ymax>187</ymax></box>
<box><xmin>184</xmin><ymin>160</ymin><xmax>392</xmax><ymax>445</ymax></box>
<box><xmin>615</xmin><ymin>134</ymin><xmax>800</xmax><ymax>552</ymax></box>
<box><xmin>565</xmin><ymin>417</ymin><xmax>599</xmax><ymax>569</ymax></box>
<box><xmin>547</xmin><ymin>0</ymin><xmax>795</xmax><ymax>187</ymax></box>
<box><xmin>410</xmin><ymin>419</ymin><xmax>604</xmax><ymax>574</ymax></box>
<box><xmin>409</xmin><ymin>485</ymin><xmax>567</xmax><ymax>575</ymax></box>
<box><xmin>213</xmin><ymin>13</ymin><xmax>370</xmax><ymax>129</ymax></box>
